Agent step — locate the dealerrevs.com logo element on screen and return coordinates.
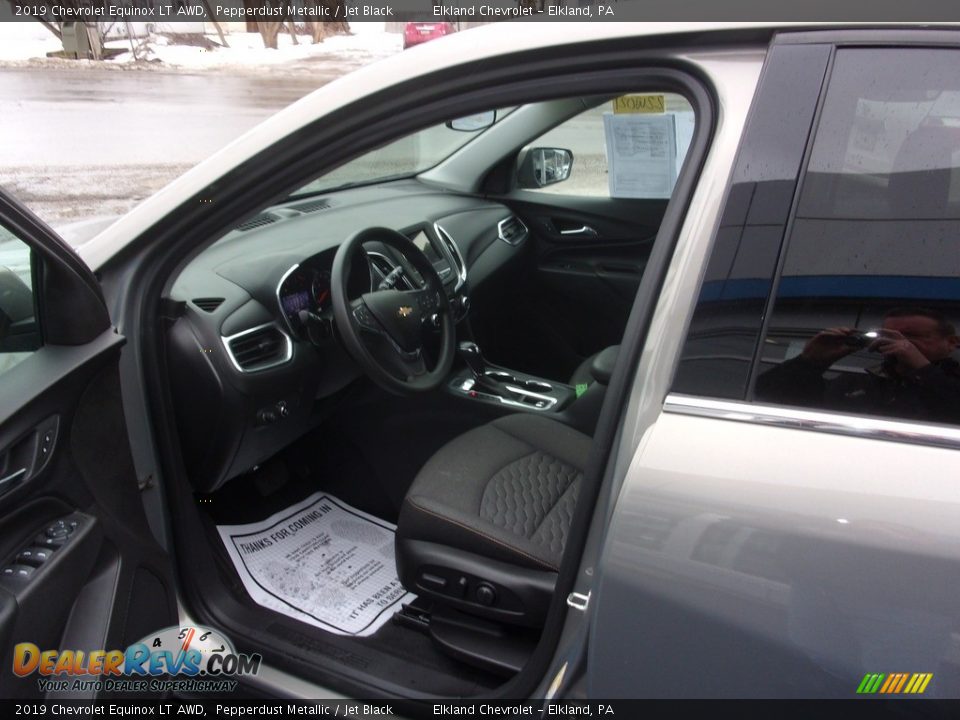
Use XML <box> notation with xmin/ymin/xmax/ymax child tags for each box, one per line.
<box><xmin>13</xmin><ymin>625</ymin><xmax>261</xmax><ymax>694</ymax></box>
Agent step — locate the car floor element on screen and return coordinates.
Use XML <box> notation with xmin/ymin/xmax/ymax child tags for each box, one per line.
<box><xmin>195</xmin><ymin>385</ymin><xmax>511</xmax><ymax>695</ymax></box>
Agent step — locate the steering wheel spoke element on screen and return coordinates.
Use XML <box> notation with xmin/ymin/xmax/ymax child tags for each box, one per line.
<box><xmin>350</xmin><ymin>297</ymin><xmax>383</xmax><ymax>333</ymax></box>
<box><xmin>377</xmin><ymin>339</ymin><xmax>428</xmax><ymax>381</ymax></box>
<box><xmin>405</xmin><ymin>287</ymin><xmax>443</xmax><ymax>331</ymax></box>
<box><xmin>410</xmin><ymin>287</ymin><xmax>442</xmax><ymax>314</ymax></box>
<box><xmin>332</xmin><ymin>227</ymin><xmax>456</xmax><ymax>394</ymax></box>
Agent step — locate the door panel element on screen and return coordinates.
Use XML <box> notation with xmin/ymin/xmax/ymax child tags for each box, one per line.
<box><xmin>0</xmin><ymin>195</ymin><xmax>176</xmax><ymax>699</ymax></box>
<box><xmin>473</xmin><ymin>194</ymin><xmax>665</xmax><ymax>382</ymax></box>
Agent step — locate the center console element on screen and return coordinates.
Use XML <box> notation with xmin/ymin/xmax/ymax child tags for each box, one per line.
<box><xmin>450</xmin><ymin>341</ymin><xmax>576</xmax><ymax>412</ymax></box>
<box><xmin>447</xmin><ymin>341</ymin><xmax>612</xmax><ymax>433</ymax></box>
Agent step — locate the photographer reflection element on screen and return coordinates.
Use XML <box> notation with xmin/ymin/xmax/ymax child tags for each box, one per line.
<box><xmin>756</xmin><ymin>307</ymin><xmax>960</xmax><ymax>423</ymax></box>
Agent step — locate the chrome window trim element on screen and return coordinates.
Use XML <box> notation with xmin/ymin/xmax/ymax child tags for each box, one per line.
<box><xmin>221</xmin><ymin>322</ymin><xmax>294</xmax><ymax>373</ymax></box>
<box><xmin>663</xmin><ymin>393</ymin><xmax>960</xmax><ymax>451</ymax></box>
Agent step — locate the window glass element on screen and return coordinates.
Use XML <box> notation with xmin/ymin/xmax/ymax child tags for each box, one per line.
<box><xmin>0</xmin><ymin>224</ymin><xmax>39</xmax><ymax>377</ymax></box>
<box><xmin>522</xmin><ymin>92</ymin><xmax>694</xmax><ymax>198</ymax></box>
<box><xmin>671</xmin><ymin>44</ymin><xmax>832</xmax><ymax>399</ymax></box>
<box><xmin>754</xmin><ymin>49</ymin><xmax>960</xmax><ymax>426</ymax></box>
<box><xmin>291</xmin><ymin>107</ymin><xmax>516</xmax><ymax>197</ymax></box>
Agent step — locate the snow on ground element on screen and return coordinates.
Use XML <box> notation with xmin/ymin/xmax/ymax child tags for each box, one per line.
<box><xmin>0</xmin><ymin>22</ymin><xmax>64</xmax><ymax>61</ymax></box>
<box><xmin>0</xmin><ymin>22</ymin><xmax>401</xmax><ymax>73</ymax></box>
<box><xmin>112</xmin><ymin>24</ymin><xmax>401</xmax><ymax>71</ymax></box>
<box><xmin>0</xmin><ymin>22</ymin><xmax>403</xmax><ymax>228</ymax></box>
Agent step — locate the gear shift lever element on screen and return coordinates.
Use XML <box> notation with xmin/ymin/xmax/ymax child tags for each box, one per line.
<box><xmin>458</xmin><ymin>341</ymin><xmax>513</xmax><ymax>396</ymax></box>
<box><xmin>457</xmin><ymin>341</ymin><xmax>487</xmax><ymax>380</ymax></box>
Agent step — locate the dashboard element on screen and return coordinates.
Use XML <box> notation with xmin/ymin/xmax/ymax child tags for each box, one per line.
<box><xmin>165</xmin><ymin>179</ymin><xmax>528</xmax><ymax>492</ymax></box>
<box><xmin>278</xmin><ymin>265</ymin><xmax>332</xmax><ymax>321</ymax></box>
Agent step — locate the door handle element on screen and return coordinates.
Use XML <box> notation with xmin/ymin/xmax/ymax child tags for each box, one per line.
<box><xmin>559</xmin><ymin>225</ymin><xmax>598</xmax><ymax>237</ymax></box>
<box><xmin>0</xmin><ymin>415</ymin><xmax>59</xmax><ymax>499</ymax></box>
<box><xmin>0</xmin><ymin>467</ymin><xmax>26</xmax><ymax>487</ymax></box>
<box><xmin>598</xmin><ymin>263</ymin><xmax>641</xmax><ymax>275</ymax></box>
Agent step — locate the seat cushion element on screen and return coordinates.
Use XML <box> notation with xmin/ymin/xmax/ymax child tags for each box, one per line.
<box><xmin>569</xmin><ymin>344</ymin><xmax>620</xmax><ymax>387</ymax></box>
<box><xmin>569</xmin><ymin>355</ymin><xmax>595</xmax><ymax>389</ymax></box>
<box><xmin>397</xmin><ymin>414</ymin><xmax>592</xmax><ymax>572</ymax></box>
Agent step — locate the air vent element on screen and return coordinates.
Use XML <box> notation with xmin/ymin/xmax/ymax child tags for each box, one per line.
<box><xmin>223</xmin><ymin>324</ymin><xmax>292</xmax><ymax>372</ymax></box>
<box><xmin>296</xmin><ymin>198</ymin><xmax>332</xmax><ymax>214</ymax></box>
<box><xmin>236</xmin><ymin>214</ymin><xmax>278</xmax><ymax>232</ymax></box>
<box><xmin>192</xmin><ymin>297</ymin><xmax>224</xmax><ymax>313</ymax></box>
<box><xmin>434</xmin><ymin>223</ymin><xmax>467</xmax><ymax>290</ymax></box>
<box><xmin>368</xmin><ymin>252</ymin><xmax>396</xmax><ymax>281</ymax></box>
<box><xmin>367</xmin><ymin>252</ymin><xmax>413</xmax><ymax>290</ymax></box>
<box><xmin>497</xmin><ymin>215</ymin><xmax>529</xmax><ymax>246</ymax></box>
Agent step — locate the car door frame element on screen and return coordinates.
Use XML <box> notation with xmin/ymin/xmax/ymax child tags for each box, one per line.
<box><xmin>579</xmin><ymin>27</ymin><xmax>960</xmax><ymax>699</ymax></box>
<box><xmin>91</xmin><ymin>33</ymin><xmax>770</xmax><ymax>699</ymax></box>
<box><xmin>0</xmin><ymin>191</ymin><xmax>178</xmax><ymax>699</ymax></box>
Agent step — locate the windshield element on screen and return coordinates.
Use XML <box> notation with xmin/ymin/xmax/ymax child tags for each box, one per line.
<box><xmin>291</xmin><ymin>109</ymin><xmax>513</xmax><ymax>196</ymax></box>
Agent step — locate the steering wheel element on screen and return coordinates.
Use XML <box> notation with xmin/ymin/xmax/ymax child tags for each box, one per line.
<box><xmin>331</xmin><ymin>227</ymin><xmax>455</xmax><ymax>394</ymax></box>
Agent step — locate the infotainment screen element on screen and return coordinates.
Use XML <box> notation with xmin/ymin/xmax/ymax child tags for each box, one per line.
<box><xmin>410</xmin><ymin>231</ymin><xmax>444</xmax><ymax>267</ymax></box>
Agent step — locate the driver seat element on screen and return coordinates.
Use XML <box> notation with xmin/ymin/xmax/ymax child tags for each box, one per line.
<box><xmin>395</xmin><ymin>414</ymin><xmax>591</xmax><ymax>626</ymax></box>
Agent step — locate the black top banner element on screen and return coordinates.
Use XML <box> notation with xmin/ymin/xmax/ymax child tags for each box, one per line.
<box><xmin>0</xmin><ymin>699</ymin><xmax>957</xmax><ymax>718</ymax></box>
<box><xmin>1</xmin><ymin>0</ymin><xmax>960</xmax><ymax>23</ymax></box>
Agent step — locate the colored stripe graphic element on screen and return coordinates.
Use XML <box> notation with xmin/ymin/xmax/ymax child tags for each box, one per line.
<box><xmin>879</xmin><ymin>674</ymin><xmax>895</xmax><ymax>694</ymax></box>
<box><xmin>857</xmin><ymin>672</ymin><xmax>932</xmax><ymax>694</ymax></box>
<box><xmin>893</xmin><ymin>674</ymin><xmax>909</xmax><ymax>693</ymax></box>
<box><xmin>856</xmin><ymin>673</ymin><xmax>885</xmax><ymax>694</ymax></box>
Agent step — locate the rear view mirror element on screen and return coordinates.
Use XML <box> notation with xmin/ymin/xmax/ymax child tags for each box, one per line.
<box><xmin>446</xmin><ymin>111</ymin><xmax>497</xmax><ymax>132</ymax></box>
<box><xmin>516</xmin><ymin>147</ymin><xmax>574</xmax><ymax>189</ymax></box>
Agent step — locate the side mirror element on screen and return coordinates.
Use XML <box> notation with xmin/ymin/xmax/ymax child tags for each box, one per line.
<box><xmin>516</xmin><ymin>147</ymin><xmax>573</xmax><ymax>189</ymax></box>
<box><xmin>446</xmin><ymin>111</ymin><xmax>497</xmax><ymax>132</ymax></box>
<box><xmin>0</xmin><ymin>251</ymin><xmax>40</xmax><ymax>354</ymax></box>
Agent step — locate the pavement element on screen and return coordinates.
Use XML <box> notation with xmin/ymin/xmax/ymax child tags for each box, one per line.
<box><xmin>0</xmin><ymin>27</ymin><xmax>402</xmax><ymax>232</ymax></box>
<box><xmin>0</xmin><ymin>69</ymin><xmax>329</xmax><ymax>226</ymax></box>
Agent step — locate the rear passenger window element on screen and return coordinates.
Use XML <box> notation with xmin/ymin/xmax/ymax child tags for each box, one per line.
<box><xmin>753</xmin><ymin>49</ymin><xmax>960</xmax><ymax>426</ymax></box>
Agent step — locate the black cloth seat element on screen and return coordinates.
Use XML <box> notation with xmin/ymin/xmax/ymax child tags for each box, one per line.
<box><xmin>569</xmin><ymin>344</ymin><xmax>620</xmax><ymax>388</ymax></box>
<box><xmin>395</xmin><ymin>414</ymin><xmax>591</xmax><ymax>623</ymax></box>
<box><xmin>568</xmin><ymin>354</ymin><xmax>596</xmax><ymax>389</ymax></box>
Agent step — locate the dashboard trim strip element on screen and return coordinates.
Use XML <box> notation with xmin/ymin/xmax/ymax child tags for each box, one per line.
<box><xmin>367</xmin><ymin>251</ymin><xmax>416</xmax><ymax>291</ymax></box>
<box><xmin>221</xmin><ymin>322</ymin><xmax>294</xmax><ymax>374</ymax></box>
<box><xmin>275</xmin><ymin>263</ymin><xmax>302</xmax><ymax>337</ymax></box>
<box><xmin>497</xmin><ymin>215</ymin><xmax>529</xmax><ymax>246</ymax></box>
<box><xmin>434</xmin><ymin>222</ymin><xmax>468</xmax><ymax>292</ymax></box>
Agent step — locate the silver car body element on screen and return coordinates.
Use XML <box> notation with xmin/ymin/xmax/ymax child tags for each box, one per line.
<box><xmin>63</xmin><ymin>22</ymin><xmax>960</xmax><ymax>698</ymax></box>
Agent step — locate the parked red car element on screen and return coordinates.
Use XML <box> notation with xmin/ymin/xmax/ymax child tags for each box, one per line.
<box><xmin>403</xmin><ymin>22</ymin><xmax>458</xmax><ymax>49</ymax></box>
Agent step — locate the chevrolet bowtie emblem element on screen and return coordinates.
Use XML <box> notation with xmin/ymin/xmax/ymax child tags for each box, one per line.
<box><xmin>397</xmin><ymin>306</ymin><xmax>413</xmax><ymax>318</ymax></box>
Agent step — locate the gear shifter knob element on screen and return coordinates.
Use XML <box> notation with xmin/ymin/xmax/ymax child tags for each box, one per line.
<box><xmin>457</xmin><ymin>341</ymin><xmax>486</xmax><ymax>379</ymax></box>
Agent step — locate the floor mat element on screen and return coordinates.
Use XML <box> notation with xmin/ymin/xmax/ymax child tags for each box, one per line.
<box><xmin>217</xmin><ymin>492</ymin><xmax>415</xmax><ymax>637</ymax></box>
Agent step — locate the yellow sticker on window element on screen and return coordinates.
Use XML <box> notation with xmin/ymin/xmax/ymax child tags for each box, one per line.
<box><xmin>613</xmin><ymin>95</ymin><xmax>666</xmax><ymax>114</ymax></box>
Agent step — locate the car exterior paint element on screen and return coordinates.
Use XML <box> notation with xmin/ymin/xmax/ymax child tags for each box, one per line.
<box><xmin>53</xmin><ymin>22</ymin><xmax>960</xmax><ymax>698</ymax></box>
<box><xmin>584</xmin><ymin>34</ymin><xmax>960</xmax><ymax>699</ymax></box>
